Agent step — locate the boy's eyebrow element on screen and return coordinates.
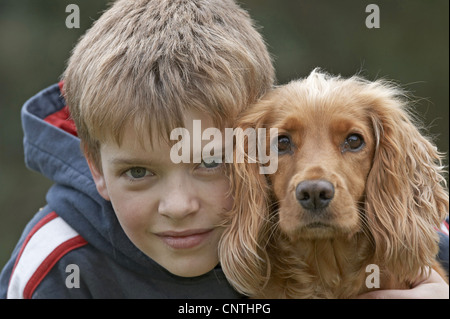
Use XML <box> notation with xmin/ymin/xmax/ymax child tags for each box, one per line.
<box><xmin>109</xmin><ymin>145</ymin><xmax>227</xmax><ymax>166</ymax></box>
<box><xmin>109</xmin><ymin>157</ymin><xmax>155</xmax><ymax>167</ymax></box>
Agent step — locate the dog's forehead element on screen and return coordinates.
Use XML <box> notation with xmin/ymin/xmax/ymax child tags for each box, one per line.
<box><xmin>261</xmin><ymin>85</ymin><xmax>371</xmax><ymax>137</ymax></box>
<box><xmin>274</xmin><ymin>99</ymin><xmax>365</xmax><ymax>127</ymax></box>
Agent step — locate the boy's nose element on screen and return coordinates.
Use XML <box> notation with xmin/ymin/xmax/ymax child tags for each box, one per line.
<box><xmin>158</xmin><ymin>178</ymin><xmax>200</xmax><ymax>220</ymax></box>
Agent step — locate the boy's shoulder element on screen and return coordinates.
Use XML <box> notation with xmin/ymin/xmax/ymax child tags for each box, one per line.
<box><xmin>5</xmin><ymin>208</ymin><xmax>88</xmax><ymax>298</ymax></box>
<box><xmin>3</xmin><ymin>207</ymin><xmax>126</xmax><ymax>298</ymax></box>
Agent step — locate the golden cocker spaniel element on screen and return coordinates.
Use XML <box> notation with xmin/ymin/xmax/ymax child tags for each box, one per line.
<box><xmin>219</xmin><ymin>69</ymin><xmax>448</xmax><ymax>298</ymax></box>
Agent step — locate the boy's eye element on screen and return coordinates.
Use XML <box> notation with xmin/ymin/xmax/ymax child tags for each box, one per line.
<box><xmin>125</xmin><ymin>167</ymin><xmax>150</xmax><ymax>179</ymax></box>
<box><xmin>199</xmin><ymin>159</ymin><xmax>221</xmax><ymax>169</ymax></box>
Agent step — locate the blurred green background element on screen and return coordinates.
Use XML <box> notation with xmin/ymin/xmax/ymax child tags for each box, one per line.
<box><xmin>0</xmin><ymin>0</ymin><xmax>448</xmax><ymax>269</ymax></box>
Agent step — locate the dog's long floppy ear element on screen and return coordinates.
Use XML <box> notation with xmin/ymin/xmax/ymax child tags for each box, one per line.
<box><xmin>219</xmin><ymin>95</ymin><xmax>279</xmax><ymax>296</ymax></box>
<box><xmin>365</xmin><ymin>82</ymin><xmax>448</xmax><ymax>282</ymax></box>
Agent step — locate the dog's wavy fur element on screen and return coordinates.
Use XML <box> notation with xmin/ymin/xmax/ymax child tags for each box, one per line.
<box><xmin>219</xmin><ymin>69</ymin><xmax>448</xmax><ymax>298</ymax></box>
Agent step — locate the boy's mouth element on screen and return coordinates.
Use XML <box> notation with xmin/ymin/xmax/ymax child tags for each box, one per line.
<box><xmin>155</xmin><ymin>229</ymin><xmax>214</xmax><ymax>250</ymax></box>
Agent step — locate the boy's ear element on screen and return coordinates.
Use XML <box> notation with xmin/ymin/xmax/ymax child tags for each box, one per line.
<box><xmin>87</xmin><ymin>159</ymin><xmax>110</xmax><ymax>201</ymax></box>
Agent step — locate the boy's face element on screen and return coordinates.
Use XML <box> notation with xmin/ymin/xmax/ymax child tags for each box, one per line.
<box><xmin>88</xmin><ymin>111</ymin><xmax>232</xmax><ymax>277</ymax></box>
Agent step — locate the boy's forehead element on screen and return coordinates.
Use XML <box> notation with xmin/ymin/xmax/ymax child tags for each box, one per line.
<box><xmin>101</xmin><ymin>111</ymin><xmax>225</xmax><ymax>155</ymax></box>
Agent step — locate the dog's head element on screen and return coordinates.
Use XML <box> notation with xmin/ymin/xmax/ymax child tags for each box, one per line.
<box><xmin>219</xmin><ymin>69</ymin><xmax>448</xmax><ymax>295</ymax></box>
<box><xmin>262</xmin><ymin>72</ymin><xmax>377</xmax><ymax>241</ymax></box>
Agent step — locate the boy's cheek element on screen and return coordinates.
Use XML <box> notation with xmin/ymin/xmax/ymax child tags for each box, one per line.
<box><xmin>223</xmin><ymin>194</ymin><xmax>234</xmax><ymax>212</ymax></box>
<box><xmin>112</xmin><ymin>200</ymin><xmax>150</xmax><ymax>231</ymax></box>
<box><xmin>206</xmin><ymin>178</ymin><xmax>234</xmax><ymax>212</ymax></box>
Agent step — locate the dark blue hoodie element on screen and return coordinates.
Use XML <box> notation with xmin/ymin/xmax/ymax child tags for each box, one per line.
<box><xmin>0</xmin><ymin>83</ymin><xmax>242</xmax><ymax>299</ymax></box>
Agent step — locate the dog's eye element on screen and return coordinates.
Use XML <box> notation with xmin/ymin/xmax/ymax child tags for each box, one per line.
<box><xmin>277</xmin><ymin>135</ymin><xmax>292</xmax><ymax>153</ymax></box>
<box><xmin>342</xmin><ymin>134</ymin><xmax>365</xmax><ymax>152</ymax></box>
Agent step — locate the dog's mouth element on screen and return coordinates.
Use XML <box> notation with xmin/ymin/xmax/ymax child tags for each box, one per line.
<box><xmin>288</xmin><ymin>221</ymin><xmax>337</xmax><ymax>240</ymax></box>
<box><xmin>305</xmin><ymin>222</ymin><xmax>331</xmax><ymax>229</ymax></box>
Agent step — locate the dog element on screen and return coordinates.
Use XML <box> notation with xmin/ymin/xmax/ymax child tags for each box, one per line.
<box><xmin>219</xmin><ymin>69</ymin><xmax>448</xmax><ymax>298</ymax></box>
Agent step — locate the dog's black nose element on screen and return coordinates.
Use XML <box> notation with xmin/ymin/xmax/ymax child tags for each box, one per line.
<box><xmin>296</xmin><ymin>180</ymin><xmax>335</xmax><ymax>210</ymax></box>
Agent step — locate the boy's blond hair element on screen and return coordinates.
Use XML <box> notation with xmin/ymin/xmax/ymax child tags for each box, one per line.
<box><xmin>63</xmin><ymin>0</ymin><xmax>274</xmax><ymax>168</ymax></box>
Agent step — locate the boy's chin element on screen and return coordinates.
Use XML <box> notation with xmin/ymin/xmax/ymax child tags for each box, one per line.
<box><xmin>163</xmin><ymin>258</ymin><xmax>219</xmax><ymax>278</ymax></box>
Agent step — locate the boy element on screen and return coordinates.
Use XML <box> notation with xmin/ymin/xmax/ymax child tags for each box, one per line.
<box><xmin>0</xmin><ymin>0</ymin><xmax>447</xmax><ymax>299</ymax></box>
<box><xmin>0</xmin><ymin>0</ymin><xmax>274</xmax><ymax>298</ymax></box>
